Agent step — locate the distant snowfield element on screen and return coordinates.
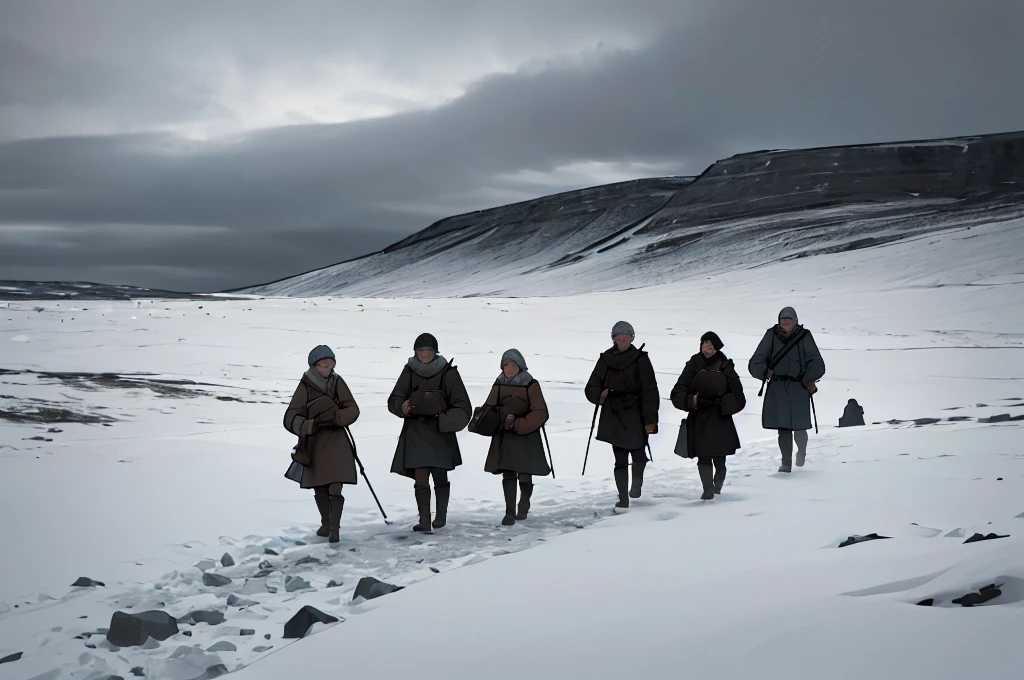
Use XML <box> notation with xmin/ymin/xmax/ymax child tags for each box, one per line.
<box><xmin>1</xmin><ymin>219</ymin><xmax>1023</xmax><ymax>679</ymax></box>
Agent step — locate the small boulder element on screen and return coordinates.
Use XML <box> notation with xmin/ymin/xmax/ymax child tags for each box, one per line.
<box><xmin>239</xmin><ymin>628</ymin><xmax>255</xmax><ymax>636</ymax></box>
<box><xmin>220</xmin><ymin>553</ymin><xmax>235</xmax><ymax>568</ymax></box>
<box><xmin>253</xmin><ymin>645</ymin><xmax>273</xmax><ymax>653</ymax></box>
<box><xmin>180</xmin><ymin>610</ymin><xmax>225</xmax><ymax>626</ymax></box>
<box><xmin>916</xmin><ymin>598</ymin><xmax>934</xmax><ymax>606</ymax></box>
<box><xmin>952</xmin><ymin>583</ymin><xmax>1002</xmax><ymax>607</ymax></box>
<box><xmin>130</xmin><ymin>666</ymin><xmax>145</xmax><ymax>676</ymax></box>
<box><xmin>227</xmin><ymin>594</ymin><xmax>258</xmax><ymax>607</ymax></box>
<box><xmin>838</xmin><ymin>533</ymin><xmax>891</xmax><ymax>548</ymax></box>
<box><xmin>194</xmin><ymin>560</ymin><xmax>217</xmax><ymax>573</ymax></box>
<box><xmin>352</xmin><ymin>577</ymin><xmax>404</xmax><ymax>601</ymax></box>
<box><xmin>963</xmin><ymin>533</ymin><xmax>1009</xmax><ymax>544</ymax></box>
<box><xmin>293</xmin><ymin>556</ymin><xmax>322</xmax><ymax>567</ymax></box>
<box><xmin>263</xmin><ymin>548</ymin><xmax>279</xmax><ymax>556</ymax></box>
<box><xmin>71</xmin><ymin>577</ymin><xmax>106</xmax><ymax>587</ymax></box>
<box><xmin>206</xmin><ymin>641</ymin><xmax>237</xmax><ymax>652</ymax></box>
<box><xmin>326</xmin><ymin>580</ymin><xmax>343</xmax><ymax>588</ymax></box>
<box><xmin>283</xmin><ymin>606</ymin><xmax>339</xmax><ymax>639</ymax></box>
<box><xmin>106</xmin><ymin>610</ymin><xmax>179</xmax><ymax>647</ymax></box>
<box><xmin>284</xmin><ymin>576</ymin><xmax>311</xmax><ymax>593</ymax></box>
<box><xmin>0</xmin><ymin>651</ymin><xmax>22</xmax><ymax>664</ymax></box>
<box><xmin>202</xmin><ymin>573</ymin><xmax>232</xmax><ymax>587</ymax></box>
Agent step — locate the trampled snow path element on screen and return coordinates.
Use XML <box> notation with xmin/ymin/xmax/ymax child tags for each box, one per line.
<box><xmin>2</xmin><ymin>218</ymin><xmax>1024</xmax><ymax>678</ymax></box>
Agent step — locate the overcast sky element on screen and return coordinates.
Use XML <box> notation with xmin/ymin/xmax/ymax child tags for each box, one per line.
<box><xmin>1</xmin><ymin>0</ymin><xmax>1022</xmax><ymax>291</ymax></box>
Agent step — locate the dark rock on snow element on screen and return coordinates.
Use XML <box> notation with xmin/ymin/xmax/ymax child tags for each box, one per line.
<box><xmin>239</xmin><ymin>628</ymin><xmax>255</xmax><ymax>636</ymax></box>
<box><xmin>294</xmin><ymin>555</ymin><xmax>323</xmax><ymax>566</ymax></box>
<box><xmin>838</xmin><ymin>533</ymin><xmax>891</xmax><ymax>548</ymax></box>
<box><xmin>106</xmin><ymin>610</ymin><xmax>179</xmax><ymax>647</ymax></box>
<box><xmin>71</xmin><ymin>577</ymin><xmax>106</xmax><ymax>587</ymax></box>
<box><xmin>206</xmin><ymin>641</ymin><xmax>237</xmax><ymax>652</ymax></box>
<box><xmin>284</xmin><ymin>576</ymin><xmax>311</xmax><ymax>592</ymax></box>
<box><xmin>0</xmin><ymin>651</ymin><xmax>22</xmax><ymax>664</ymax></box>
<box><xmin>916</xmin><ymin>598</ymin><xmax>934</xmax><ymax>606</ymax></box>
<box><xmin>963</xmin><ymin>532</ymin><xmax>1009</xmax><ymax>544</ymax></box>
<box><xmin>326</xmin><ymin>579</ymin><xmax>343</xmax><ymax>588</ymax></box>
<box><xmin>253</xmin><ymin>645</ymin><xmax>273</xmax><ymax>653</ymax></box>
<box><xmin>202</xmin><ymin>572</ymin><xmax>232</xmax><ymax>587</ymax></box>
<box><xmin>952</xmin><ymin>583</ymin><xmax>1003</xmax><ymax>607</ymax></box>
<box><xmin>131</xmin><ymin>666</ymin><xmax>145</xmax><ymax>676</ymax></box>
<box><xmin>353</xmin><ymin>576</ymin><xmax>404</xmax><ymax>601</ymax></box>
<box><xmin>283</xmin><ymin>606</ymin><xmax>339</xmax><ymax>639</ymax></box>
<box><xmin>264</xmin><ymin>548</ymin><xmax>279</xmax><ymax>556</ymax></box>
<box><xmin>220</xmin><ymin>553</ymin><xmax>235</xmax><ymax>567</ymax></box>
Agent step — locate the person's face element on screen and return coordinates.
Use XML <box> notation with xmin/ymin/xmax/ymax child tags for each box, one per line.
<box><xmin>502</xmin><ymin>359</ymin><xmax>520</xmax><ymax>379</ymax></box>
<box><xmin>779</xmin><ymin>317</ymin><xmax>796</xmax><ymax>334</ymax></box>
<box><xmin>612</xmin><ymin>333</ymin><xmax>632</xmax><ymax>351</ymax></box>
<box><xmin>315</xmin><ymin>357</ymin><xmax>335</xmax><ymax>377</ymax></box>
<box><xmin>701</xmin><ymin>341</ymin><xmax>717</xmax><ymax>358</ymax></box>
<box><xmin>416</xmin><ymin>348</ymin><xmax>436</xmax><ymax>364</ymax></box>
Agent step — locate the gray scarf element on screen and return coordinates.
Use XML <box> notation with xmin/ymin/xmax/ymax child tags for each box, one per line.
<box><xmin>303</xmin><ymin>367</ymin><xmax>334</xmax><ymax>394</ymax></box>
<box><xmin>497</xmin><ymin>369</ymin><xmax>534</xmax><ymax>387</ymax></box>
<box><xmin>408</xmin><ymin>354</ymin><xmax>448</xmax><ymax>378</ymax></box>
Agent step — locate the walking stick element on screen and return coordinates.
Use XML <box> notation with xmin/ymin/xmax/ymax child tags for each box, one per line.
<box><xmin>541</xmin><ymin>425</ymin><xmax>556</xmax><ymax>479</ymax></box>
<box><xmin>345</xmin><ymin>427</ymin><xmax>392</xmax><ymax>525</ymax></box>
<box><xmin>581</xmin><ymin>401</ymin><xmax>599</xmax><ymax>476</ymax></box>
<box><xmin>810</xmin><ymin>393</ymin><xmax>819</xmax><ymax>435</ymax></box>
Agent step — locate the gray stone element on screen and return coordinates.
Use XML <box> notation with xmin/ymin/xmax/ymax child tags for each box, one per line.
<box><xmin>326</xmin><ymin>580</ymin><xmax>342</xmax><ymax>588</ymax></box>
<box><xmin>239</xmin><ymin>628</ymin><xmax>255</xmax><ymax>636</ymax></box>
<box><xmin>220</xmin><ymin>553</ymin><xmax>235</xmax><ymax>568</ymax></box>
<box><xmin>130</xmin><ymin>667</ymin><xmax>145</xmax><ymax>677</ymax></box>
<box><xmin>293</xmin><ymin>556</ymin><xmax>322</xmax><ymax>566</ymax></box>
<box><xmin>206</xmin><ymin>641</ymin><xmax>237</xmax><ymax>652</ymax></box>
<box><xmin>226</xmin><ymin>594</ymin><xmax>257</xmax><ymax>607</ymax></box>
<box><xmin>284</xmin><ymin>576</ymin><xmax>311</xmax><ymax>592</ymax></box>
<box><xmin>72</xmin><ymin>577</ymin><xmax>106</xmax><ymax>587</ymax></box>
<box><xmin>283</xmin><ymin>606</ymin><xmax>339</xmax><ymax>639</ymax></box>
<box><xmin>0</xmin><ymin>651</ymin><xmax>23</xmax><ymax>664</ymax></box>
<box><xmin>263</xmin><ymin>548</ymin><xmax>279</xmax><ymax>556</ymax></box>
<box><xmin>253</xmin><ymin>645</ymin><xmax>273</xmax><ymax>653</ymax></box>
<box><xmin>352</xmin><ymin>577</ymin><xmax>404</xmax><ymax>602</ymax></box>
<box><xmin>194</xmin><ymin>560</ymin><xmax>217</xmax><ymax>573</ymax></box>
<box><xmin>106</xmin><ymin>610</ymin><xmax>179</xmax><ymax>647</ymax></box>
<box><xmin>202</xmin><ymin>573</ymin><xmax>232</xmax><ymax>587</ymax></box>
<box><xmin>181</xmin><ymin>610</ymin><xmax>225</xmax><ymax>626</ymax></box>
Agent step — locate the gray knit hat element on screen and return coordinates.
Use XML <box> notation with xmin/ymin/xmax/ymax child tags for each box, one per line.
<box><xmin>778</xmin><ymin>306</ymin><xmax>799</xmax><ymax>324</ymax></box>
<box><xmin>307</xmin><ymin>344</ymin><xmax>335</xmax><ymax>367</ymax></box>
<box><xmin>501</xmin><ymin>348</ymin><xmax>528</xmax><ymax>371</ymax></box>
<box><xmin>611</xmin><ymin>320</ymin><xmax>635</xmax><ymax>341</ymax></box>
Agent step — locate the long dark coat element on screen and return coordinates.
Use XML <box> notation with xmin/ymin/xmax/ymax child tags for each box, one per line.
<box><xmin>584</xmin><ymin>344</ymin><xmax>659</xmax><ymax>451</ymax></box>
<box><xmin>482</xmin><ymin>379</ymin><xmax>551</xmax><ymax>476</ymax></box>
<box><xmin>283</xmin><ymin>373</ymin><xmax>361</xmax><ymax>488</ymax></box>
<box><xmin>388</xmin><ymin>360</ymin><xmax>471</xmax><ymax>477</ymax></box>
<box><xmin>748</xmin><ymin>325</ymin><xmax>826</xmax><ymax>430</ymax></box>
<box><xmin>670</xmin><ymin>352</ymin><xmax>745</xmax><ymax>458</ymax></box>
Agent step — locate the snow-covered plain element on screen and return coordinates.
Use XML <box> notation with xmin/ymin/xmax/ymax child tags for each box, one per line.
<box><xmin>2</xmin><ymin>218</ymin><xmax>1024</xmax><ymax>679</ymax></box>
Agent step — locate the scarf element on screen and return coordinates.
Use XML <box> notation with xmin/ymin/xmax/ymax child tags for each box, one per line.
<box><xmin>408</xmin><ymin>354</ymin><xmax>449</xmax><ymax>378</ymax></box>
<box><xmin>303</xmin><ymin>367</ymin><xmax>335</xmax><ymax>395</ymax></box>
<box><xmin>497</xmin><ymin>369</ymin><xmax>534</xmax><ymax>387</ymax></box>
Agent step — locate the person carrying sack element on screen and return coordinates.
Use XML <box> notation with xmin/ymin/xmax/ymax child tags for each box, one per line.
<box><xmin>748</xmin><ymin>307</ymin><xmax>826</xmax><ymax>472</ymax></box>
<box><xmin>471</xmin><ymin>349</ymin><xmax>553</xmax><ymax>526</ymax></box>
<box><xmin>282</xmin><ymin>345</ymin><xmax>361</xmax><ymax>543</ymax></box>
<box><xmin>670</xmin><ymin>332</ymin><xmax>746</xmax><ymax>499</ymax></box>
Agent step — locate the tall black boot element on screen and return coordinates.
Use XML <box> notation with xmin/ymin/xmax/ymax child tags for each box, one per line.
<box><xmin>713</xmin><ymin>459</ymin><xmax>727</xmax><ymax>495</ymax></box>
<box><xmin>432</xmin><ymin>483</ymin><xmax>450</xmax><ymax>529</ymax></box>
<box><xmin>515</xmin><ymin>480</ymin><xmax>533</xmax><ymax>520</ymax></box>
<box><xmin>501</xmin><ymin>477</ymin><xmax>517</xmax><ymax>526</ymax></box>
<box><xmin>413</xmin><ymin>486</ymin><xmax>432</xmax><ymax>533</ymax></box>
<box><xmin>614</xmin><ymin>466</ymin><xmax>629</xmax><ymax>508</ymax></box>
<box><xmin>629</xmin><ymin>463</ymin><xmax>645</xmax><ymax>499</ymax></box>
<box><xmin>698</xmin><ymin>463</ymin><xmax>715</xmax><ymax>500</ymax></box>
<box><xmin>327</xmin><ymin>494</ymin><xmax>344</xmax><ymax>543</ymax></box>
<box><xmin>313</xmin><ymin>488</ymin><xmax>330</xmax><ymax>537</ymax></box>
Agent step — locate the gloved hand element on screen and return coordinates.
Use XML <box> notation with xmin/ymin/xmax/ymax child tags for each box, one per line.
<box><xmin>503</xmin><ymin>413</ymin><xmax>517</xmax><ymax>431</ymax></box>
<box><xmin>645</xmin><ymin>422</ymin><xmax>658</xmax><ymax>435</ymax></box>
<box><xmin>314</xmin><ymin>409</ymin><xmax>338</xmax><ymax>427</ymax></box>
<box><xmin>804</xmin><ymin>381</ymin><xmax>818</xmax><ymax>395</ymax></box>
<box><xmin>302</xmin><ymin>419</ymin><xmax>319</xmax><ymax>436</ymax></box>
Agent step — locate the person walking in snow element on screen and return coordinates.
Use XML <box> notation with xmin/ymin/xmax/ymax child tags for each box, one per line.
<box><xmin>282</xmin><ymin>345</ymin><xmax>361</xmax><ymax>543</ymax></box>
<box><xmin>748</xmin><ymin>307</ymin><xmax>826</xmax><ymax>472</ymax></box>
<box><xmin>670</xmin><ymin>332</ymin><xmax>746</xmax><ymax>499</ymax></box>
<box><xmin>584</xmin><ymin>321</ymin><xmax>659</xmax><ymax>508</ymax></box>
<box><xmin>388</xmin><ymin>333</ymin><xmax>472</xmax><ymax>533</ymax></box>
<box><xmin>477</xmin><ymin>349</ymin><xmax>552</xmax><ymax>526</ymax></box>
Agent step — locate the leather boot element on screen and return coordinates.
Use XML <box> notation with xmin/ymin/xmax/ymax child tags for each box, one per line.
<box><xmin>327</xmin><ymin>494</ymin><xmax>344</xmax><ymax>543</ymax></box>
<box><xmin>614</xmin><ymin>466</ymin><xmax>629</xmax><ymax>508</ymax></box>
<box><xmin>413</xmin><ymin>486</ymin><xmax>432</xmax><ymax>533</ymax></box>
<box><xmin>432</xmin><ymin>483</ymin><xmax>450</xmax><ymax>529</ymax></box>
<box><xmin>713</xmin><ymin>461</ymin><xmax>727</xmax><ymax>495</ymax></box>
<box><xmin>629</xmin><ymin>463</ymin><xmax>645</xmax><ymax>498</ymax></box>
<box><xmin>313</xmin><ymin>488</ymin><xmax>330</xmax><ymax>537</ymax></box>
<box><xmin>515</xmin><ymin>481</ymin><xmax>533</xmax><ymax>520</ymax></box>
<box><xmin>698</xmin><ymin>463</ymin><xmax>715</xmax><ymax>500</ymax></box>
<box><xmin>501</xmin><ymin>477</ymin><xmax>517</xmax><ymax>525</ymax></box>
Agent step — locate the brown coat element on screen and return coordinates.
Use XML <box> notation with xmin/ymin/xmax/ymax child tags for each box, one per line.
<box><xmin>283</xmin><ymin>373</ymin><xmax>360</xmax><ymax>488</ymax></box>
<box><xmin>482</xmin><ymin>379</ymin><xmax>551</xmax><ymax>476</ymax></box>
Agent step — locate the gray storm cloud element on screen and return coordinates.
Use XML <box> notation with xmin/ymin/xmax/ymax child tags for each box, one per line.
<box><xmin>1</xmin><ymin>0</ymin><xmax>1021</xmax><ymax>290</ymax></box>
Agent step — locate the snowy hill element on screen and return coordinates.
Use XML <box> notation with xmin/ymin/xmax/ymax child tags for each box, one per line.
<box><xmin>243</xmin><ymin>130</ymin><xmax>1024</xmax><ymax>298</ymax></box>
<box><xmin>2</xmin><ymin>214</ymin><xmax>1023</xmax><ymax>679</ymax></box>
